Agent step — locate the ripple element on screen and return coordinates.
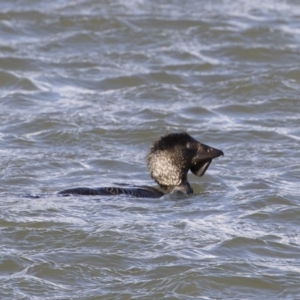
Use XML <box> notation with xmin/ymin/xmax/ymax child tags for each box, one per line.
<box><xmin>1</xmin><ymin>0</ymin><xmax>300</xmax><ymax>299</ymax></box>
<box><xmin>0</xmin><ymin>70</ymin><xmax>38</xmax><ymax>90</ymax></box>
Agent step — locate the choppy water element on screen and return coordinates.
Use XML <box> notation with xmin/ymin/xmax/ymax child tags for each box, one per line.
<box><xmin>1</xmin><ymin>0</ymin><xmax>300</xmax><ymax>299</ymax></box>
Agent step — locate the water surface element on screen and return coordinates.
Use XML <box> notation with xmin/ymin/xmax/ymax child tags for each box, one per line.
<box><xmin>0</xmin><ymin>0</ymin><xmax>300</xmax><ymax>299</ymax></box>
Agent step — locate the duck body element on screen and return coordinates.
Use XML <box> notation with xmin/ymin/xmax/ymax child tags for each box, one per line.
<box><xmin>59</xmin><ymin>132</ymin><xmax>224</xmax><ymax>198</ymax></box>
<box><xmin>58</xmin><ymin>186</ymin><xmax>164</xmax><ymax>198</ymax></box>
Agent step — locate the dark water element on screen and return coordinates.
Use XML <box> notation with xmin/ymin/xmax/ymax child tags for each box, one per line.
<box><xmin>1</xmin><ymin>0</ymin><xmax>300</xmax><ymax>299</ymax></box>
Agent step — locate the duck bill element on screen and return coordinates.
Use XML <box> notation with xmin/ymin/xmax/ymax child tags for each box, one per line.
<box><xmin>190</xmin><ymin>143</ymin><xmax>224</xmax><ymax>177</ymax></box>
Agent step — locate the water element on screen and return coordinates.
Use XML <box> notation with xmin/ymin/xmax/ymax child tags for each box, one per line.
<box><xmin>1</xmin><ymin>0</ymin><xmax>300</xmax><ymax>299</ymax></box>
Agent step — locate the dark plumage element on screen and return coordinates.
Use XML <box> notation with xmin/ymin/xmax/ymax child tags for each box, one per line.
<box><xmin>59</xmin><ymin>132</ymin><xmax>223</xmax><ymax>198</ymax></box>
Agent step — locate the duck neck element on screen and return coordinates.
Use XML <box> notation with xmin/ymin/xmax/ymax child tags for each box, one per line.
<box><xmin>159</xmin><ymin>181</ymin><xmax>193</xmax><ymax>195</ymax></box>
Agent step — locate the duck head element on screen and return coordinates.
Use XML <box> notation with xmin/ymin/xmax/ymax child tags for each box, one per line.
<box><xmin>146</xmin><ymin>132</ymin><xmax>223</xmax><ymax>194</ymax></box>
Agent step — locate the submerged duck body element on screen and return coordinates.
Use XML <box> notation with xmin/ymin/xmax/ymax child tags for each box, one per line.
<box><xmin>58</xmin><ymin>186</ymin><xmax>164</xmax><ymax>198</ymax></box>
<box><xmin>59</xmin><ymin>132</ymin><xmax>224</xmax><ymax>198</ymax></box>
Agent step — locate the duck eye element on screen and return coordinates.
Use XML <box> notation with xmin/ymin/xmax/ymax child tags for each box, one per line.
<box><xmin>186</xmin><ymin>142</ymin><xmax>193</xmax><ymax>149</ymax></box>
<box><xmin>207</xmin><ymin>148</ymin><xmax>213</xmax><ymax>153</ymax></box>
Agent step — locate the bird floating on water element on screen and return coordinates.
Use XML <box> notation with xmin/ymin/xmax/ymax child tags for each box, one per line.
<box><xmin>59</xmin><ymin>132</ymin><xmax>224</xmax><ymax>198</ymax></box>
